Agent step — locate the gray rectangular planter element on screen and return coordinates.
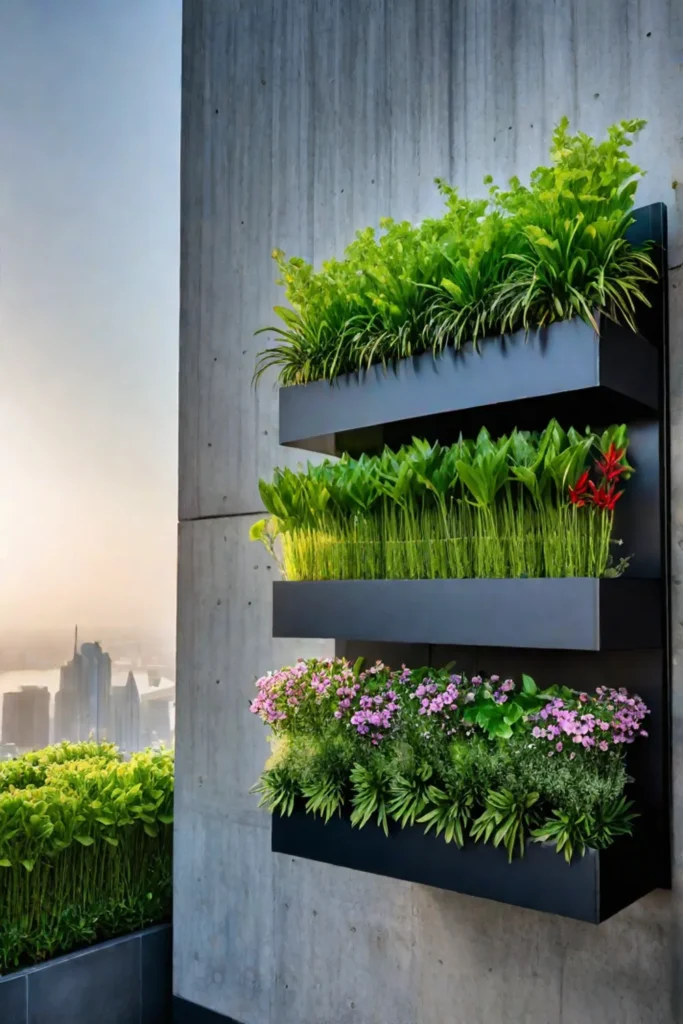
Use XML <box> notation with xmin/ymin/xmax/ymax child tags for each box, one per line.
<box><xmin>273</xmin><ymin>577</ymin><xmax>662</xmax><ymax>650</ymax></box>
<box><xmin>279</xmin><ymin>315</ymin><xmax>659</xmax><ymax>456</ymax></box>
<box><xmin>0</xmin><ymin>923</ymin><xmax>171</xmax><ymax>1024</ymax></box>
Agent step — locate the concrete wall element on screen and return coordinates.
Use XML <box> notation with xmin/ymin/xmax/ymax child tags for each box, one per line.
<box><xmin>176</xmin><ymin>2</ymin><xmax>683</xmax><ymax>1021</ymax></box>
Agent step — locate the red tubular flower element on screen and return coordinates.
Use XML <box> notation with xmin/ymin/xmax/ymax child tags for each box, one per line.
<box><xmin>588</xmin><ymin>479</ymin><xmax>623</xmax><ymax>511</ymax></box>
<box><xmin>568</xmin><ymin>470</ymin><xmax>590</xmax><ymax>507</ymax></box>
<box><xmin>596</xmin><ymin>443</ymin><xmax>627</xmax><ymax>482</ymax></box>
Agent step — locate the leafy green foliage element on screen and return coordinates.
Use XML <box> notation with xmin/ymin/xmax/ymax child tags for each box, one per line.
<box><xmin>256</xmin><ymin>119</ymin><xmax>657</xmax><ymax>386</ymax></box>
<box><xmin>252</xmin><ymin>658</ymin><xmax>647</xmax><ymax>864</ymax></box>
<box><xmin>417</xmin><ymin>785</ymin><xmax>474</xmax><ymax>847</ymax></box>
<box><xmin>532</xmin><ymin>797</ymin><xmax>636</xmax><ymax>863</ymax></box>
<box><xmin>253</xmin><ymin>766</ymin><xmax>299</xmax><ymax>817</ymax></box>
<box><xmin>253</xmin><ymin>420</ymin><xmax>632</xmax><ymax>580</ymax></box>
<box><xmin>471</xmin><ymin>789</ymin><xmax>540</xmax><ymax>862</ymax></box>
<box><xmin>349</xmin><ymin>761</ymin><xmax>392</xmax><ymax>836</ymax></box>
<box><xmin>388</xmin><ymin>762</ymin><xmax>433</xmax><ymax>828</ymax></box>
<box><xmin>0</xmin><ymin>741</ymin><xmax>120</xmax><ymax>793</ymax></box>
<box><xmin>588</xmin><ymin>795</ymin><xmax>638</xmax><ymax>849</ymax></box>
<box><xmin>0</xmin><ymin>745</ymin><xmax>173</xmax><ymax>973</ymax></box>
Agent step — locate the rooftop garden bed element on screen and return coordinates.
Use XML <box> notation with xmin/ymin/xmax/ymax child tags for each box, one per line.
<box><xmin>0</xmin><ymin>742</ymin><xmax>173</xmax><ymax>974</ymax></box>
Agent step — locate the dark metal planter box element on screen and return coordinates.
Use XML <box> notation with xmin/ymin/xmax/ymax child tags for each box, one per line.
<box><xmin>272</xmin><ymin>808</ymin><xmax>656</xmax><ymax>924</ymax></box>
<box><xmin>279</xmin><ymin>316</ymin><xmax>658</xmax><ymax>456</ymax></box>
<box><xmin>278</xmin><ymin>203</ymin><xmax>666</xmax><ymax>456</ymax></box>
<box><xmin>273</xmin><ymin>577</ymin><xmax>662</xmax><ymax>651</ymax></box>
<box><xmin>0</xmin><ymin>923</ymin><xmax>171</xmax><ymax>1024</ymax></box>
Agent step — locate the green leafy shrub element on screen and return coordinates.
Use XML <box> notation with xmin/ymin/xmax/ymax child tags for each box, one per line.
<box><xmin>251</xmin><ymin>658</ymin><xmax>648</xmax><ymax>863</ymax></box>
<box><xmin>0</xmin><ymin>740</ymin><xmax>120</xmax><ymax>792</ymax></box>
<box><xmin>0</xmin><ymin>744</ymin><xmax>173</xmax><ymax>973</ymax></box>
<box><xmin>251</xmin><ymin>419</ymin><xmax>633</xmax><ymax>580</ymax></box>
<box><xmin>255</xmin><ymin>119</ymin><xmax>657</xmax><ymax>386</ymax></box>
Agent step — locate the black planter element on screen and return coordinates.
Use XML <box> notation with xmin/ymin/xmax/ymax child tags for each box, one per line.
<box><xmin>271</xmin><ymin>808</ymin><xmax>656</xmax><ymax>924</ymax></box>
<box><xmin>0</xmin><ymin>924</ymin><xmax>171</xmax><ymax>1024</ymax></box>
<box><xmin>278</xmin><ymin>204</ymin><xmax>666</xmax><ymax>456</ymax></box>
<box><xmin>280</xmin><ymin>315</ymin><xmax>658</xmax><ymax>456</ymax></box>
<box><xmin>273</xmin><ymin>577</ymin><xmax>662</xmax><ymax>650</ymax></box>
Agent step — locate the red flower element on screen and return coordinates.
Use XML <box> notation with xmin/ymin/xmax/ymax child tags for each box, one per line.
<box><xmin>568</xmin><ymin>470</ymin><xmax>590</xmax><ymax>507</ymax></box>
<box><xmin>588</xmin><ymin>479</ymin><xmax>623</xmax><ymax>512</ymax></box>
<box><xmin>596</xmin><ymin>443</ymin><xmax>627</xmax><ymax>482</ymax></box>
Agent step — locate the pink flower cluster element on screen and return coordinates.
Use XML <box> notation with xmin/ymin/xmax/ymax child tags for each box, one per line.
<box><xmin>350</xmin><ymin>688</ymin><xmax>399</xmax><ymax>744</ymax></box>
<box><xmin>413</xmin><ymin>677</ymin><xmax>459</xmax><ymax>716</ymax></box>
<box><xmin>250</xmin><ymin>657</ymin><xmax>355</xmax><ymax>728</ymax></box>
<box><xmin>403</xmin><ymin>672</ymin><xmax>487</xmax><ymax>736</ymax></box>
<box><xmin>491</xmin><ymin>677</ymin><xmax>515</xmax><ymax>704</ymax></box>
<box><xmin>529</xmin><ymin>686</ymin><xmax>649</xmax><ymax>754</ymax></box>
<box><xmin>251</xmin><ymin>659</ymin><xmax>651</xmax><ymax>761</ymax></box>
<box><xmin>337</xmin><ymin>661</ymin><xmax>399</xmax><ymax>745</ymax></box>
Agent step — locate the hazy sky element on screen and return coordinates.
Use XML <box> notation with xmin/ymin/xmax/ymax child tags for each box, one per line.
<box><xmin>0</xmin><ymin>1</ymin><xmax>181</xmax><ymax>635</ymax></box>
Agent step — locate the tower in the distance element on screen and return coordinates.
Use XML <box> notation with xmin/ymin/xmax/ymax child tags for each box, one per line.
<box><xmin>54</xmin><ymin>628</ymin><xmax>113</xmax><ymax>742</ymax></box>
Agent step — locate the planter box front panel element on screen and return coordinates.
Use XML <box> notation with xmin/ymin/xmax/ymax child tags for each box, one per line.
<box><xmin>273</xmin><ymin>578</ymin><xmax>662</xmax><ymax>651</ymax></box>
<box><xmin>279</xmin><ymin>319</ymin><xmax>658</xmax><ymax>456</ymax></box>
<box><xmin>271</xmin><ymin>809</ymin><xmax>656</xmax><ymax>924</ymax></box>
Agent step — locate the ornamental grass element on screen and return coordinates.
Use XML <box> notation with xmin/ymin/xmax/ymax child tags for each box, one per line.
<box><xmin>251</xmin><ymin>657</ymin><xmax>649</xmax><ymax>863</ymax></box>
<box><xmin>0</xmin><ymin>743</ymin><xmax>173</xmax><ymax>973</ymax></box>
<box><xmin>252</xmin><ymin>419</ymin><xmax>633</xmax><ymax>581</ymax></box>
<box><xmin>255</xmin><ymin>118</ymin><xmax>657</xmax><ymax>387</ymax></box>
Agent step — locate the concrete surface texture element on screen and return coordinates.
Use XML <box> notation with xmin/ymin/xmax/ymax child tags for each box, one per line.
<box><xmin>176</xmin><ymin>1</ymin><xmax>683</xmax><ymax>1021</ymax></box>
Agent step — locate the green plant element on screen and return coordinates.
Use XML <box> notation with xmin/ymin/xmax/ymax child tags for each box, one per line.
<box><xmin>252</xmin><ymin>420</ymin><xmax>633</xmax><ymax>581</ymax></box>
<box><xmin>255</xmin><ymin>119</ymin><xmax>657</xmax><ymax>387</ymax></box>
<box><xmin>471</xmin><ymin>789</ymin><xmax>540</xmax><ymax>862</ymax></box>
<box><xmin>349</xmin><ymin>760</ymin><xmax>392</xmax><ymax>836</ymax></box>
<box><xmin>417</xmin><ymin>785</ymin><xmax>474</xmax><ymax>847</ymax></box>
<box><xmin>254</xmin><ymin>765</ymin><xmax>299</xmax><ymax>817</ymax></box>
<box><xmin>0</xmin><ymin>745</ymin><xmax>173</xmax><ymax>973</ymax></box>
<box><xmin>0</xmin><ymin>740</ymin><xmax>120</xmax><ymax>792</ymax></box>
<box><xmin>251</xmin><ymin>657</ymin><xmax>649</xmax><ymax>864</ymax></box>
<box><xmin>388</xmin><ymin>762</ymin><xmax>433</xmax><ymax>828</ymax></box>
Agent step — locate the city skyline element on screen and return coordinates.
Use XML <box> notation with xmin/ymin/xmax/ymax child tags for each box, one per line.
<box><xmin>0</xmin><ymin>629</ymin><xmax>175</xmax><ymax>754</ymax></box>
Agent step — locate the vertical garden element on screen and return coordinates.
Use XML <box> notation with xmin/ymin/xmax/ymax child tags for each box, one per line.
<box><xmin>249</xmin><ymin>119</ymin><xmax>670</xmax><ymax>923</ymax></box>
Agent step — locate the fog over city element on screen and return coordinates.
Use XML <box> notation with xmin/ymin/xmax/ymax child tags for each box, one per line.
<box><xmin>0</xmin><ymin>1</ymin><xmax>181</xmax><ymax>753</ymax></box>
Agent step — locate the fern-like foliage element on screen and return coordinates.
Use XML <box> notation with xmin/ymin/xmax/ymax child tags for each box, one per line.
<box><xmin>417</xmin><ymin>785</ymin><xmax>475</xmax><ymax>847</ymax></box>
<box><xmin>349</xmin><ymin>761</ymin><xmax>392</xmax><ymax>836</ymax></box>
<box><xmin>471</xmin><ymin>789</ymin><xmax>540</xmax><ymax>862</ymax></box>
<box><xmin>388</xmin><ymin>763</ymin><xmax>433</xmax><ymax>828</ymax></box>
<box><xmin>252</xmin><ymin>767</ymin><xmax>299</xmax><ymax>817</ymax></box>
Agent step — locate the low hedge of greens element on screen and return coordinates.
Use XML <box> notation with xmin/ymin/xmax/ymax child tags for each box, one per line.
<box><xmin>252</xmin><ymin>420</ymin><xmax>632</xmax><ymax>580</ymax></box>
<box><xmin>0</xmin><ymin>743</ymin><xmax>173</xmax><ymax>973</ymax></box>
<box><xmin>255</xmin><ymin>118</ymin><xmax>656</xmax><ymax>386</ymax></box>
<box><xmin>251</xmin><ymin>658</ymin><xmax>649</xmax><ymax>863</ymax></box>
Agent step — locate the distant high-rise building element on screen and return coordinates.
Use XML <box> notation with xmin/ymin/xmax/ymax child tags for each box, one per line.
<box><xmin>80</xmin><ymin>641</ymin><xmax>112</xmax><ymax>740</ymax></box>
<box><xmin>54</xmin><ymin>628</ymin><xmax>113</xmax><ymax>742</ymax></box>
<box><xmin>2</xmin><ymin>686</ymin><xmax>50</xmax><ymax>750</ymax></box>
<box><xmin>111</xmin><ymin>671</ymin><xmax>141</xmax><ymax>752</ymax></box>
<box><xmin>141</xmin><ymin>686</ymin><xmax>174</xmax><ymax>748</ymax></box>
